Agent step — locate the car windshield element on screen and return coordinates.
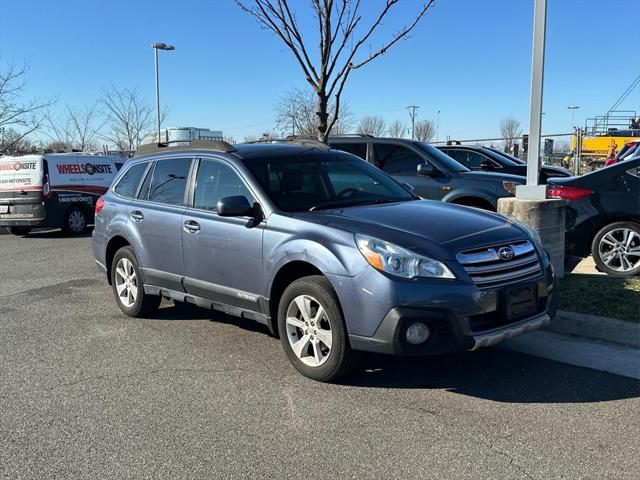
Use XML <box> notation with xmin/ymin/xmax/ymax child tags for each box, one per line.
<box><xmin>487</xmin><ymin>147</ymin><xmax>526</xmax><ymax>164</ymax></box>
<box><xmin>415</xmin><ymin>143</ymin><xmax>469</xmax><ymax>172</ymax></box>
<box><xmin>242</xmin><ymin>151</ymin><xmax>416</xmax><ymax>212</ymax></box>
<box><xmin>479</xmin><ymin>147</ymin><xmax>522</xmax><ymax>166</ymax></box>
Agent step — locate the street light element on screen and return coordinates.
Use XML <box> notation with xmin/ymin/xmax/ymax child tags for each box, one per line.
<box><xmin>436</xmin><ymin>110</ymin><xmax>441</xmax><ymax>142</ymax></box>
<box><xmin>152</xmin><ymin>42</ymin><xmax>175</xmax><ymax>143</ymax></box>
<box><xmin>568</xmin><ymin>106</ymin><xmax>579</xmax><ymax>130</ymax></box>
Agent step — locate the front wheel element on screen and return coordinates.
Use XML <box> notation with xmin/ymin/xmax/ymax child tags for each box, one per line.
<box><xmin>111</xmin><ymin>246</ymin><xmax>161</xmax><ymax>317</ymax></box>
<box><xmin>63</xmin><ymin>207</ymin><xmax>87</xmax><ymax>235</ymax></box>
<box><xmin>278</xmin><ymin>275</ymin><xmax>354</xmax><ymax>382</ymax></box>
<box><xmin>592</xmin><ymin>222</ymin><xmax>640</xmax><ymax>277</ymax></box>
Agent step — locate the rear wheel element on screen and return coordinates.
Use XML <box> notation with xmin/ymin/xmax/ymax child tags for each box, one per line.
<box><xmin>9</xmin><ymin>226</ymin><xmax>32</xmax><ymax>236</ymax></box>
<box><xmin>278</xmin><ymin>275</ymin><xmax>354</xmax><ymax>382</ymax></box>
<box><xmin>63</xmin><ymin>207</ymin><xmax>87</xmax><ymax>235</ymax></box>
<box><xmin>592</xmin><ymin>222</ymin><xmax>640</xmax><ymax>277</ymax></box>
<box><xmin>111</xmin><ymin>246</ymin><xmax>161</xmax><ymax>317</ymax></box>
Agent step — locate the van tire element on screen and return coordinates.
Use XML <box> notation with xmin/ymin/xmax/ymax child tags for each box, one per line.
<box><xmin>9</xmin><ymin>227</ymin><xmax>32</xmax><ymax>236</ymax></box>
<box><xmin>63</xmin><ymin>207</ymin><xmax>87</xmax><ymax>235</ymax></box>
<box><xmin>277</xmin><ymin>275</ymin><xmax>355</xmax><ymax>382</ymax></box>
<box><xmin>111</xmin><ymin>246</ymin><xmax>161</xmax><ymax>317</ymax></box>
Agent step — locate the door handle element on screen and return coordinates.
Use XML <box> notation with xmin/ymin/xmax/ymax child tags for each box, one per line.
<box><xmin>183</xmin><ymin>220</ymin><xmax>201</xmax><ymax>233</ymax></box>
<box><xmin>130</xmin><ymin>210</ymin><xmax>144</xmax><ymax>222</ymax></box>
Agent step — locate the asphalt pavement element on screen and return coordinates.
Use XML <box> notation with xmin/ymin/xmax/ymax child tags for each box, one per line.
<box><xmin>1</xmin><ymin>231</ymin><xmax>639</xmax><ymax>479</ymax></box>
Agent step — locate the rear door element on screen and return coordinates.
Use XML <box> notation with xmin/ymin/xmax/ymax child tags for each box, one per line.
<box><xmin>0</xmin><ymin>155</ymin><xmax>45</xmax><ymax>223</ymax></box>
<box><xmin>129</xmin><ymin>157</ymin><xmax>192</xmax><ymax>291</ymax></box>
<box><xmin>372</xmin><ymin>143</ymin><xmax>444</xmax><ymax>200</ymax></box>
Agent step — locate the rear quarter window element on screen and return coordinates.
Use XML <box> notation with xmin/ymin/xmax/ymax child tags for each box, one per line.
<box><xmin>113</xmin><ymin>162</ymin><xmax>148</xmax><ymax>198</ymax></box>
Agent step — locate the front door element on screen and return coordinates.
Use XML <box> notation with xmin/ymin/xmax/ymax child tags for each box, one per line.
<box><xmin>181</xmin><ymin>157</ymin><xmax>264</xmax><ymax>311</ymax></box>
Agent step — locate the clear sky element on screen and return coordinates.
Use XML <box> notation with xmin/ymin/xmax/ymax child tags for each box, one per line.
<box><xmin>1</xmin><ymin>0</ymin><xmax>639</xmax><ymax>142</ymax></box>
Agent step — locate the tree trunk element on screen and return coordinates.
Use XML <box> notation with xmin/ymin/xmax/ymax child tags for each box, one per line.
<box><xmin>316</xmin><ymin>92</ymin><xmax>329</xmax><ymax>142</ymax></box>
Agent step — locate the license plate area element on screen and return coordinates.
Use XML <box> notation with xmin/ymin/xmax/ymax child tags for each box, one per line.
<box><xmin>504</xmin><ymin>284</ymin><xmax>538</xmax><ymax>320</ymax></box>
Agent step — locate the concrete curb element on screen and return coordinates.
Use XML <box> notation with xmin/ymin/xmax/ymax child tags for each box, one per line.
<box><xmin>545</xmin><ymin>310</ymin><xmax>640</xmax><ymax>348</ymax></box>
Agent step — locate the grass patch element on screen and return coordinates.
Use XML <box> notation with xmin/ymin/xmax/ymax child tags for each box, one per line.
<box><xmin>559</xmin><ymin>274</ymin><xmax>640</xmax><ymax>323</ymax></box>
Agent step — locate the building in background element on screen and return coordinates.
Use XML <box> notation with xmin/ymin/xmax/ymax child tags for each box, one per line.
<box><xmin>142</xmin><ymin>126</ymin><xmax>224</xmax><ymax>145</ymax></box>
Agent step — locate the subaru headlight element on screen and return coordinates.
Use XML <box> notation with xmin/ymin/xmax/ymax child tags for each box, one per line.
<box><xmin>355</xmin><ymin>234</ymin><xmax>455</xmax><ymax>279</ymax></box>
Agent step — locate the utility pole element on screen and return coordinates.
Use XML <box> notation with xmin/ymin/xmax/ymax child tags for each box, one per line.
<box><xmin>406</xmin><ymin>105</ymin><xmax>419</xmax><ymax>140</ymax></box>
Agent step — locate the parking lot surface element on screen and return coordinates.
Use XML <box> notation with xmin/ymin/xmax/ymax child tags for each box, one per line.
<box><xmin>1</xmin><ymin>231</ymin><xmax>639</xmax><ymax>479</ymax></box>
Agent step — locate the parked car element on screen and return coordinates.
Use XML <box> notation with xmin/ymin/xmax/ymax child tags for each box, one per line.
<box><xmin>0</xmin><ymin>153</ymin><xmax>125</xmax><ymax>235</ymax></box>
<box><xmin>547</xmin><ymin>157</ymin><xmax>640</xmax><ymax>276</ymax></box>
<box><xmin>93</xmin><ymin>139</ymin><xmax>556</xmax><ymax>382</ymax></box>
<box><xmin>328</xmin><ymin>137</ymin><xmax>525</xmax><ymax>211</ymax></box>
<box><xmin>436</xmin><ymin>144</ymin><xmax>572</xmax><ymax>182</ymax></box>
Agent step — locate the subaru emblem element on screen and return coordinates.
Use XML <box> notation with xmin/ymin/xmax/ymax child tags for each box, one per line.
<box><xmin>497</xmin><ymin>246</ymin><xmax>515</xmax><ymax>261</ymax></box>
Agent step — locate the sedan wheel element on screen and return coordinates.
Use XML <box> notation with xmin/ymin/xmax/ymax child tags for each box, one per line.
<box><xmin>593</xmin><ymin>222</ymin><xmax>640</xmax><ymax>276</ymax></box>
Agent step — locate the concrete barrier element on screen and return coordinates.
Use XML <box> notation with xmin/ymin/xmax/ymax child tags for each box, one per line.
<box><xmin>498</xmin><ymin>197</ymin><xmax>566</xmax><ymax>277</ymax></box>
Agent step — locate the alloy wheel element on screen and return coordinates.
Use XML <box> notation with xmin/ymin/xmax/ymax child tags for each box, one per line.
<box><xmin>598</xmin><ymin>227</ymin><xmax>640</xmax><ymax>273</ymax></box>
<box><xmin>285</xmin><ymin>295</ymin><xmax>333</xmax><ymax>367</ymax></box>
<box><xmin>115</xmin><ymin>258</ymin><xmax>138</xmax><ymax>308</ymax></box>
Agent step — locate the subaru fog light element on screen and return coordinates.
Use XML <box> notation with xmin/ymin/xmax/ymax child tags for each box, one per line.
<box><xmin>406</xmin><ymin>322</ymin><xmax>430</xmax><ymax>345</ymax></box>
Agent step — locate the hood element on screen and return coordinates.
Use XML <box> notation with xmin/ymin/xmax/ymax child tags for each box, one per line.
<box><xmin>459</xmin><ymin>170</ymin><xmax>526</xmax><ymax>183</ymax></box>
<box><xmin>294</xmin><ymin>200</ymin><xmax>530</xmax><ymax>258</ymax></box>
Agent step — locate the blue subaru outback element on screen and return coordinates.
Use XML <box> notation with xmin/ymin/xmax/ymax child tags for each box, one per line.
<box><xmin>93</xmin><ymin>139</ymin><xmax>556</xmax><ymax>382</ymax></box>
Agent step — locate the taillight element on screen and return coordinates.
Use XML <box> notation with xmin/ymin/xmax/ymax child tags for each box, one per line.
<box><xmin>95</xmin><ymin>196</ymin><xmax>105</xmax><ymax>215</ymax></box>
<box><xmin>43</xmin><ymin>174</ymin><xmax>51</xmax><ymax>202</ymax></box>
<box><xmin>547</xmin><ymin>185</ymin><xmax>593</xmax><ymax>201</ymax></box>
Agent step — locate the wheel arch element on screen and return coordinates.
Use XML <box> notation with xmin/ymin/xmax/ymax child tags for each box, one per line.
<box><xmin>105</xmin><ymin>235</ymin><xmax>132</xmax><ymax>285</ymax></box>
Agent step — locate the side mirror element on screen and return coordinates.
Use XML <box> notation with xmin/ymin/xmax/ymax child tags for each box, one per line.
<box><xmin>401</xmin><ymin>182</ymin><xmax>416</xmax><ymax>194</ymax></box>
<box><xmin>480</xmin><ymin>160</ymin><xmax>494</xmax><ymax>170</ymax></box>
<box><xmin>217</xmin><ymin>195</ymin><xmax>254</xmax><ymax>217</ymax></box>
<box><xmin>417</xmin><ymin>163</ymin><xmax>435</xmax><ymax>176</ymax></box>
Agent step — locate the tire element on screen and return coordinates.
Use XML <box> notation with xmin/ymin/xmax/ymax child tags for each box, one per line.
<box><xmin>111</xmin><ymin>246</ymin><xmax>161</xmax><ymax>317</ymax></box>
<box><xmin>591</xmin><ymin>221</ymin><xmax>640</xmax><ymax>277</ymax></box>
<box><xmin>63</xmin><ymin>207</ymin><xmax>87</xmax><ymax>235</ymax></box>
<box><xmin>277</xmin><ymin>275</ymin><xmax>354</xmax><ymax>382</ymax></box>
<box><xmin>9</xmin><ymin>226</ymin><xmax>32</xmax><ymax>236</ymax></box>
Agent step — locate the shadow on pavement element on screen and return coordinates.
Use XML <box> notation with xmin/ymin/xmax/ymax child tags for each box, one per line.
<box><xmin>19</xmin><ymin>228</ymin><xmax>93</xmax><ymax>239</ymax></box>
<box><xmin>146</xmin><ymin>301</ymin><xmax>640</xmax><ymax>404</ymax></box>
<box><xmin>343</xmin><ymin>348</ymin><xmax>640</xmax><ymax>404</ymax></box>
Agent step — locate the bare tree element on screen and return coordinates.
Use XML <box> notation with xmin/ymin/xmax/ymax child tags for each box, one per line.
<box><xmin>0</xmin><ymin>127</ymin><xmax>36</xmax><ymax>154</ymax></box>
<box><xmin>44</xmin><ymin>103</ymin><xmax>104</xmax><ymax>151</ymax></box>
<box><xmin>223</xmin><ymin>135</ymin><xmax>237</xmax><ymax>144</ymax></box>
<box><xmin>243</xmin><ymin>134</ymin><xmax>259</xmax><ymax>142</ymax></box>
<box><xmin>358</xmin><ymin>115</ymin><xmax>386</xmax><ymax>136</ymax></box>
<box><xmin>414</xmin><ymin>120</ymin><xmax>435</xmax><ymax>142</ymax></box>
<box><xmin>387</xmin><ymin>119</ymin><xmax>406</xmax><ymax>138</ymax></box>
<box><xmin>499</xmin><ymin>116</ymin><xmax>522</xmax><ymax>154</ymax></box>
<box><xmin>100</xmin><ymin>85</ymin><xmax>156</xmax><ymax>151</ymax></box>
<box><xmin>236</xmin><ymin>0</ymin><xmax>434</xmax><ymax>142</ymax></box>
<box><xmin>0</xmin><ymin>60</ymin><xmax>51</xmax><ymax>153</ymax></box>
<box><xmin>275</xmin><ymin>87</ymin><xmax>353</xmax><ymax>137</ymax></box>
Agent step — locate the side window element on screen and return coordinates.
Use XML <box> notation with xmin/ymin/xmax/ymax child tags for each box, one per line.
<box><xmin>446</xmin><ymin>149</ymin><xmax>469</xmax><ymax>167</ymax></box>
<box><xmin>114</xmin><ymin>162</ymin><xmax>125</xmax><ymax>172</ymax></box>
<box><xmin>465</xmin><ymin>151</ymin><xmax>489</xmax><ymax>169</ymax></box>
<box><xmin>333</xmin><ymin>143</ymin><xmax>367</xmax><ymax>161</ymax></box>
<box><xmin>374</xmin><ymin>144</ymin><xmax>425</xmax><ymax>174</ymax></box>
<box><xmin>193</xmin><ymin>160</ymin><xmax>254</xmax><ymax>212</ymax></box>
<box><xmin>113</xmin><ymin>162</ymin><xmax>148</xmax><ymax>198</ymax></box>
<box><xmin>137</xmin><ymin>162</ymin><xmax>154</xmax><ymax>200</ymax></box>
<box><xmin>148</xmin><ymin>158</ymin><xmax>191</xmax><ymax>206</ymax></box>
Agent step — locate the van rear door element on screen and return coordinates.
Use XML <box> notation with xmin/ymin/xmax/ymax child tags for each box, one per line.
<box><xmin>0</xmin><ymin>155</ymin><xmax>45</xmax><ymax>226</ymax></box>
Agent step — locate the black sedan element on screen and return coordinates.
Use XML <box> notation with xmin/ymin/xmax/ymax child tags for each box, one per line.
<box><xmin>547</xmin><ymin>157</ymin><xmax>640</xmax><ymax>276</ymax></box>
<box><xmin>437</xmin><ymin>145</ymin><xmax>571</xmax><ymax>182</ymax></box>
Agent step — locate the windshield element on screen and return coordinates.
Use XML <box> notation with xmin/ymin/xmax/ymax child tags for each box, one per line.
<box><xmin>479</xmin><ymin>147</ymin><xmax>522</xmax><ymax>166</ymax></box>
<box><xmin>415</xmin><ymin>143</ymin><xmax>469</xmax><ymax>172</ymax></box>
<box><xmin>486</xmin><ymin>147</ymin><xmax>526</xmax><ymax>164</ymax></box>
<box><xmin>242</xmin><ymin>152</ymin><xmax>416</xmax><ymax>212</ymax></box>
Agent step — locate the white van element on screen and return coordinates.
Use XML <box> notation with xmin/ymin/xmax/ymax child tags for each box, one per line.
<box><xmin>0</xmin><ymin>153</ymin><xmax>125</xmax><ymax>235</ymax></box>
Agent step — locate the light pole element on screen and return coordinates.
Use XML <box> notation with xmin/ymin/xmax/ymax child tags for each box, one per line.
<box><xmin>406</xmin><ymin>105</ymin><xmax>419</xmax><ymax>140</ymax></box>
<box><xmin>152</xmin><ymin>42</ymin><xmax>175</xmax><ymax>143</ymax></box>
<box><xmin>568</xmin><ymin>106</ymin><xmax>579</xmax><ymax>130</ymax></box>
<box><xmin>436</xmin><ymin>110</ymin><xmax>441</xmax><ymax>142</ymax></box>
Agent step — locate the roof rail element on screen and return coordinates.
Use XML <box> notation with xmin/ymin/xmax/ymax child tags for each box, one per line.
<box><xmin>446</xmin><ymin>140</ymin><xmax>462</xmax><ymax>146</ymax></box>
<box><xmin>242</xmin><ymin>137</ymin><xmax>330</xmax><ymax>149</ymax></box>
<box><xmin>134</xmin><ymin>139</ymin><xmax>237</xmax><ymax>157</ymax></box>
<box><xmin>329</xmin><ymin>133</ymin><xmax>375</xmax><ymax>138</ymax></box>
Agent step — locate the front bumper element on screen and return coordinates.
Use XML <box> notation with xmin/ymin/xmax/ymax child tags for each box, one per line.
<box><xmin>342</xmin><ymin>264</ymin><xmax>556</xmax><ymax>356</ymax></box>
